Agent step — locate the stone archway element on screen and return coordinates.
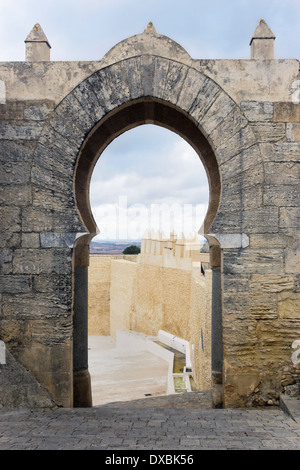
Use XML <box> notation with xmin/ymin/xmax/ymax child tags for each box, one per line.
<box><xmin>29</xmin><ymin>51</ymin><xmax>263</xmax><ymax>407</ymax></box>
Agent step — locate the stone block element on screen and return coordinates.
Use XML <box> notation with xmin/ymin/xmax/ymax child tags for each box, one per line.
<box><xmin>33</xmin><ymin>371</ymin><xmax>72</xmax><ymax>407</ymax></box>
<box><xmin>189</xmin><ymin>79</ymin><xmax>220</xmax><ymax>124</ymax></box>
<box><xmin>0</xmin><ymin>232</ymin><xmax>21</xmax><ymax>249</ymax></box>
<box><xmin>0</xmin><ymin>274</ymin><xmax>31</xmax><ymax>293</ymax></box>
<box><xmin>176</xmin><ymin>67</ymin><xmax>207</xmax><ymax>112</ymax></box>
<box><xmin>0</xmin><ymin>206</ymin><xmax>21</xmax><ymax>232</ymax></box>
<box><xmin>279</xmin><ymin>207</ymin><xmax>299</xmax><ymax>229</ymax></box>
<box><xmin>23</xmin><ymin>101</ymin><xmax>54</xmax><ymax>121</ymax></box>
<box><xmin>200</xmin><ymin>92</ymin><xmax>235</xmax><ymax>136</ymax></box>
<box><xmin>32</xmin><ymin>143</ymin><xmax>74</xmax><ymax>178</ymax></box>
<box><xmin>209</xmin><ymin>105</ymin><xmax>248</xmax><ymax>148</ymax></box>
<box><xmin>0</xmin><ymin>141</ymin><xmax>33</xmax><ymax>185</ymax></box>
<box><xmin>0</xmin><ymin>184</ymin><xmax>31</xmax><ymax>207</ymax></box>
<box><xmin>222</xmin><ymin>248</ymin><xmax>284</xmax><ymax>275</ymax></box>
<box><xmin>241</xmin><ymin>101</ymin><xmax>273</xmax><ymax>122</ymax></box>
<box><xmin>0</xmin><ymin>122</ymin><xmax>43</xmax><ymax>140</ymax></box>
<box><xmin>264</xmin><ymin>161</ymin><xmax>299</xmax><ymax>185</ymax></box>
<box><xmin>0</xmin><ymin>101</ymin><xmax>24</xmax><ymax>120</ymax></box>
<box><xmin>0</xmin><ymin>341</ymin><xmax>5</xmax><ymax>364</ymax></box>
<box><xmin>215</xmin><ymin>125</ymin><xmax>257</xmax><ymax>164</ymax></box>
<box><xmin>284</xmin><ymin>233</ymin><xmax>300</xmax><ymax>273</ymax></box>
<box><xmin>49</xmin><ymin>93</ymin><xmax>94</xmax><ymax>141</ymax></box>
<box><xmin>249</xmin><ymin>233</ymin><xmax>289</xmax><ymax>249</ymax></box>
<box><xmin>286</xmin><ymin>123</ymin><xmax>300</xmax><ymax>141</ymax></box>
<box><xmin>153</xmin><ymin>59</ymin><xmax>187</xmax><ymax>104</ymax></box>
<box><xmin>38</xmin><ymin>124</ymin><xmax>82</xmax><ymax>159</ymax></box>
<box><xmin>22</xmin><ymin>206</ymin><xmax>83</xmax><ymax>232</ymax></box>
<box><xmin>40</xmin><ymin>232</ymin><xmax>77</xmax><ymax>248</ymax></box>
<box><xmin>0</xmin><ymin>248</ymin><xmax>13</xmax><ymax>274</ymax></box>
<box><xmin>2</xmin><ymin>293</ymin><xmax>70</xmax><ymax>319</ymax></box>
<box><xmin>90</xmin><ymin>64</ymin><xmax>131</xmax><ymax>114</ymax></box>
<box><xmin>250</xmin><ymin>274</ymin><xmax>294</xmax><ymax>293</ymax></box>
<box><xmin>124</xmin><ymin>57</ymin><xmax>144</xmax><ymax>101</ymax></box>
<box><xmin>278</xmin><ymin>291</ymin><xmax>300</xmax><ymax>319</ymax></box>
<box><xmin>0</xmin><ymin>348</ymin><xmax>55</xmax><ymax>408</ymax></box>
<box><xmin>22</xmin><ymin>232</ymin><xmax>40</xmax><ymax>248</ymax></box>
<box><xmin>250</xmin><ymin>122</ymin><xmax>286</xmax><ymax>142</ymax></box>
<box><xmin>274</xmin><ymin>102</ymin><xmax>300</xmax><ymax>122</ymax></box>
<box><xmin>263</xmin><ymin>184</ymin><xmax>299</xmax><ymax>207</ymax></box>
<box><xmin>242</xmin><ymin>207</ymin><xmax>279</xmax><ymax>233</ymax></box>
<box><xmin>73</xmin><ymin>79</ymin><xmax>106</xmax><ymax>122</ymax></box>
<box><xmin>12</xmin><ymin>248</ymin><xmax>72</xmax><ymax>275</ymax></box>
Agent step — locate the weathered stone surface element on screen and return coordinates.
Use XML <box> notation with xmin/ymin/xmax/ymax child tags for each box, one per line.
<box><xmin>0</xmin><ymin>122</ymin><xmax>44</xmax><ymax>140</ymax></box>
<box><xmin>12</xmin><ymin>248</ymin><xmax>72</xmax><ymax>275</ymax></box>
<box><xmin>0</xmin><ymin>141</ymin><xmax>34</xmax><ymax>185</ymax></box>
<box><xmin>264</xmin><ymin>184</ymin><xmax>299</xmax><ymax>207</ymax></box>
<box><xmin>23</xmin><ymin>100</ymin><xmax>54</xmax><ymax>120</ymax></box>
<box><xmin>215</xmin><ymin>125</ymin><xmax>258</xmax><ymax>164</ymax></box>
<box><xmin>21</xmin><ymin>232</ymin><xmax>40</xmax><ymax>248</ymax></box>
<box><xmin>278</xmin><ymin>291</ymin><xmax>300</xmax><ymax>319</ymax></box>
<box><xmin>279</xmin><ymin>207</ymin><xmax>299</xmax><ymax>229</ymax></box>
<box><xmin>0</xmin><ymin>27</ymin><xmax>299</xmax><ymax>409</ymax></box>
<box><xmin>153</xmin><ymin>59</ymin><xmax>188</xmax><ymax>103</ymax></box>
<box><xmin>0</xmin><ymin>275</ymin><xmax>31</xmax><ymax>293</ymax></box>
<box><xmin>241</xmin><ymin>101</ymin><xmax>274</xmax><ymax>122</ymax></box>
<box><xmin>274</xmin><ymin>102</ymin><xmax>300</xmax><ymax>123</ymax></box>
<box><xmin>223</xmin><ymin>248</ymin><xmax>284</xmax><ymax>275</ymax></box>
<box><xmin>0</xmin><ymin>349</ymin><xmax>55</xmax><ymax>408</ymax></box>
<box><xmin>40</xmin><ymin>232</ymin><xmax>77</xmax><ymax>248</ymax></box>
<box><xmin>286</xmin><ymin>123</ymin><xmax>300</xmax><ymax>141</ymax></box>
<box><xmin>250</xmin><ymin>122</ymin><xmax>286</xmax><ymax>142</ymax></box>
<box><xmin>0</xmin><ymin>206</ymin><xmax>21</xmax><ymax>232</ymax></box>
<box><xmin>242</xmin><ymin>206</ymin><xmax>279</xmax><ymax>233</ymax></box>
<box><xmin>0</xmin><ymin>184</ymin><xmax>31</xmax><ymax>207</ymax></box>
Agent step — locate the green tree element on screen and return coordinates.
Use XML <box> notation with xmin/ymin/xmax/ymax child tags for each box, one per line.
<box><xmin>122</xmin><ymin>245</ymin><xmax>141</xmax><ymax>255</ymax></box>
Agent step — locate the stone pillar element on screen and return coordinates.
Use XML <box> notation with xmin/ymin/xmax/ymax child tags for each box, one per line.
<box><xmin>25</xmin><ymin>23</ymin><xmax>51</xmax><ymax>61</ymax></box>
<box><xmin>250</xmin><ymin>19</ymin><xmax>275</xmax><ymax>60</ymax></box>
<box><xmin>73</xmin><ymin>242</ymin><xmax>92</xmax><ymax>407</ymax></box>
<box><xmin>210</xmin><ymin>244</ymin><xmax>223</xmax><ymax>407</ymax></box>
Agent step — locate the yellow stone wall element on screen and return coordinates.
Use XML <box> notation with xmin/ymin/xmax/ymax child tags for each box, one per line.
<box><xmin>88</xmin><ymin>256</ymin><xmax>112</xmax><ymax>335</ymax></box>
<box><xmin>88</xmin><ymin>245</ymin><xmax>212</xmax><ymax>390</ymax></box>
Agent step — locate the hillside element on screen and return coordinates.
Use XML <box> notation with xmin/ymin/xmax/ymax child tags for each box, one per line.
<box><xmin>90</xmin><ymin>240</ymin><xmax>141</xmax><ymax>255</ymax></box>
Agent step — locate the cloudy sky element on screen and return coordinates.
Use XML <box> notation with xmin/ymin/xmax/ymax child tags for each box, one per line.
<box><xmin>1</xmin><ymin>0</ymin><xmax>299</xmax><ymax>241</ymax></box>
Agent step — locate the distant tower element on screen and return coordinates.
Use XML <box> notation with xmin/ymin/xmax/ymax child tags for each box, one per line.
<box><xmin>250</xmin><ymin>19</ymin><xmax>275</xmax><ymax>59</ymax></box>
<box><xmin>25</xmin><ymin>23</ymin><xmax>51</xmax><ymax>61</ymax></box>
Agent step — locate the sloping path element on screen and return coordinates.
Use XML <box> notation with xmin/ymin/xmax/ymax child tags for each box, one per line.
<box><xmin>0</xmin><ymin>394</ymin><xmax>299</xmax><ymax>450</ymax></box>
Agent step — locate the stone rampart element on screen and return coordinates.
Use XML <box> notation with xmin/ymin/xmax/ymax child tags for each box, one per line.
<box><xmin>88</xmin><ymin>232</ymin><xmax>212</xmax><ymax>391</ymax></box>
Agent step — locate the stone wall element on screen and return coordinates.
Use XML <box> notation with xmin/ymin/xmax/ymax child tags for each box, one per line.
<box><xmin>90</xmin><ymin>233</ymin><xmax>213</xmax><ymax>391</ymax></box>
<box><xmin>0</xmin><ymin>20</ymin><xmax>299</xmax><ymax>407</ymax></box>
<box><xmin>88</xmin><ymin>256</ymin><xmax>111</xmax><ymax>335</ymax></box>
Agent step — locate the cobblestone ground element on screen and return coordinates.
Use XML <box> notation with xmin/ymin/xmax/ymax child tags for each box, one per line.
<box><xmin>0</xmin><ymin>394</ymin><xmax>299</xmax><ymax>451</ymax></box>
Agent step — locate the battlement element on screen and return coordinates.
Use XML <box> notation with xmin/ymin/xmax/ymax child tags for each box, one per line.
<box><xmin>139</xmin><ymin>230</ymin><xmax>210</xmax><ymax>271</ymax></box>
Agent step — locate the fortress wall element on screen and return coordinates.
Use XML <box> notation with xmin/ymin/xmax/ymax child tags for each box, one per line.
<box><xmin>89</xmin><ymin>243</ymin><xmax>212</xmax><ymax>390</ymax></box>
<box><xmin>88</xmin><ymin>256</ymin><xmax>112</xmax><ymax>335</ymax></box>
<box><xmin>129</xmin><ymin>263</ymin><xmax>192</xmax><ymax>340</ymax></box>
<box><xmin>109</xmin><ymin>259</ymin><xmax>137</xmax><ymax>339</ymax></box>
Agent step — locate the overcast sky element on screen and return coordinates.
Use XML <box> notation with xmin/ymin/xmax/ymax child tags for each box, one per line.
<box><xmin>1</xmin><ymin>0</ymin><xmax>299</xmax><ymax>240</ymax></box>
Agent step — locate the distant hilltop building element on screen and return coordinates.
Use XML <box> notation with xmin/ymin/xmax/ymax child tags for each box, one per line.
<box><xmin>140</xmin><ymin>230</ymin><xmax>209</xmax><ymax>270</ymax></box>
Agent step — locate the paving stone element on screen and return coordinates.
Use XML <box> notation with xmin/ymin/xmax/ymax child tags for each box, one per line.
<box><xmin>0</xmin><ymin>394</ymin><xmax>299</xmax><ymax>450</ymax></box>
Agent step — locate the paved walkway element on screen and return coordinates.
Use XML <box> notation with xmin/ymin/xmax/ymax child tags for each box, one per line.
<box><xmin>0</xmin><ymin>394</ymin><xmax>299</xmax><ymax>450</ymax></box>
<box><xmin>88</xmin><ymin>336</ymin><xmax>169</xmax><ymax>406</ymax></box>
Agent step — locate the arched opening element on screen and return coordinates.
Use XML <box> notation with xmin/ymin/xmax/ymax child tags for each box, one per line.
<box><xmin>88</xmin><ymin>124</ymin><xmax>210</xmax><ymax>405</ymax></box>
<box><xmin>73</xmin><ymin>98</ymin><xmax>221</xmax><ymax>407</ymax></box>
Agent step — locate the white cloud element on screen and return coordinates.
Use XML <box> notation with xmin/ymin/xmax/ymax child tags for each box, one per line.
<box><xmin>90</xmin><ymin>125</ymin><xmax>209</xmax><ymax>239</ymax></box>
